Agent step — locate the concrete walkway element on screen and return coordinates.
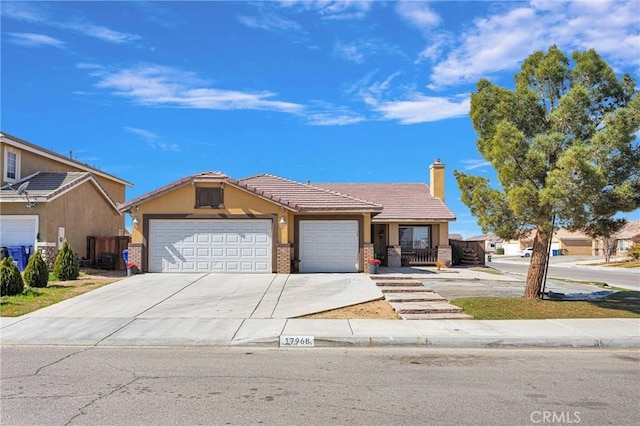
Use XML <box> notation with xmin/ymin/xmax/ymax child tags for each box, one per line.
<box><xmin>1</xmin><ymin>269</ymin><xmax>638</xmax><ymax>349</ymax></box>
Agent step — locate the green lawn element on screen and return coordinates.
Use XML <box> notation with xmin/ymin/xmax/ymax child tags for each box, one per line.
<box><xmin>1</xmin><ymin>278</ymin><xmax>117</xmax><ymax>317</ymax></box>
<box><xmin>451</xmin><ymin>291</ymin><xmax>640</xmax><ymax>320</ymax></box>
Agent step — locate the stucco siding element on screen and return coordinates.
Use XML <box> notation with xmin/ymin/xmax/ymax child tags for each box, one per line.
<box><xmin>130</xmin><ymin>184</ymin><xmax>283</xmax><ymax>244</ymax></box>
<box><xmin>1</xmin><ymin>183</ymin><xmax>123</xmax><ymax>257</ymax></box>
<box><xmin>21</xmin><ymin>150</ymin><xmax>126</xmax><ymax>203</ymax></box>
<box><xmin>48</xmin><ymin>181</ymin><xmax>123</xmax><ymax>256</ymax></box>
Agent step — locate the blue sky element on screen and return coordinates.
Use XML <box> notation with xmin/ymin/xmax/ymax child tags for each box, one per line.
<box><xmin>2</xmin><ymin>0</ymin><xmax>639</xmax><ymax>237</ymax></box>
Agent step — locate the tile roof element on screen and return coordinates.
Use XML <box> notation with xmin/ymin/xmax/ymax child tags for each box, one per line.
<box><xmin>120</xmin><ymin>171</ymin><xmax>228</xmax><ymax>211</ymax></box>
<box><xmin>312</xmin><ymin>183</ymin><xmax>455</xmax><ymax>222</ymax></box>
<box><xmin>553</xmin><ymin>228</ymin><xmax>592</xmax><ymax>240</ymax></box>
<box><xmin>237</xmin><ymin>174</ymin><xmax>383</xmax><ymax>212</ymax></box>
<box><xmin>0</xmin><ymin>132</ymin><xmax>132</xmax><ymax>187</ymax></box>
<box><xmin>615</xmin><ymin>220</ymin><xmax>640</xmax><ymax>239</ymax></box>
<box><xmin>0</xmin><ymin>172</ymin><xmax>120</xmax><ymax>212</ymax></box>
<box><xmin>120</xmin><ymin>172</ymin><xmax>456</xmax><ymax>220</ymax></box>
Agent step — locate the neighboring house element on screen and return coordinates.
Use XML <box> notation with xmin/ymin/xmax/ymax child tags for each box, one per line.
<box><xmin>614</xmin><ymin>221</ymin><xmax>640</xmax><ymax>253</ymax></box>
<box><xmin>552</xmin><ymin>228</ymin><xmax>592</xmax><ymax>255</ymax></box>
<box><xmin>465</xmin><ymin>234</ymin><xmax>501</xmax><ymax>253</ymax></box>
<box><xmin>449</xmin><ymin>233</ymin><xmax>463</xmax><ymax>242</ymax></box>
<box><xmin>593</xmin><ymin>220</ymin><xmax>640</xmax><ymax>255</ymax></box>
<box><xmin>502</xmin><ymin>228</ymin><xmax>591</xmax><ymax>256</ymax></box>
<box><xmin>120</xmin><ymin>160</ymin><xmax>455</xmax><ymax>273</ymax></box>
<box><xmin>0</xmin><ymin>132</ymin><xmax>132</xmax><ymax>267</ymax></box>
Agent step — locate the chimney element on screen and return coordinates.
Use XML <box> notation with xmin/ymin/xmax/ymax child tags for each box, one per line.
<box><xmin>429</xmin><ymin>158</ymin><xmax>445</xmax><ymax>201</ymax></box>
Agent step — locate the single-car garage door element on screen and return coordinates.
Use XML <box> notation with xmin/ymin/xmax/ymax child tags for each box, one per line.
<box><xmin>0</xmin><ymin>215</ymin><xmax>38</xmax><ymax>247</ymax></box>
<box><xmin>299</xmin><ymin>220</ymin><xmax>359</xmax><ymax>273</ymax></box>
<box><xmin>149</xmin><ymin>219</ymin><xmax>272</xmax><ymax>273</ymax></box>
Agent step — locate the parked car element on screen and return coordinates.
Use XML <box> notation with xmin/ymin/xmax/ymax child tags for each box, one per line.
<box><xmin>520</xmin><ymin>247</ymin><xmax>533</xmax><ymax>257</ymax></box>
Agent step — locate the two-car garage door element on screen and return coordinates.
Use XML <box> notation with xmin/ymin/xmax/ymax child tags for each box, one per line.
<box><xmin>148</xmin><ymin>219</ymin><xmax>359</xmax><ymax>273</ymax></box>
<box><xmin>149</xmin><ymin>219</ymin><xmax>272</xmax><ymax>273</ymax></box>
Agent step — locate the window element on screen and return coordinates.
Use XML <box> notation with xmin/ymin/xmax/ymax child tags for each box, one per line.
<box><xmin>4</xmin><ymin>148</ymin><xmax>20</xmax><ymax>182</ymax></box>
<box><xmin>399</xmin><ymin>226</ymin><xmax>431</xmax><ymax>251</ymax></box>
<box><xmin>619</xmin><ymin>239</ymin><xmax>629</xmax><ymax>251</ymax></box>
<box><xmin>195</xmin><ymin>187</ymin><xmax>223</xmax><ymax>208</ymax></box>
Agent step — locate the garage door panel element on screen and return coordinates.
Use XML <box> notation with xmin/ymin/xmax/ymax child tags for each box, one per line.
<box><xmin>299</xmin><ymin>220</ymin><xmax>358</xmax><ymax>273</ymax></box>
<box><xmin>149</xmin><ymin>219</ymin><xmax>272</xmax><ymax>273</ymax></box>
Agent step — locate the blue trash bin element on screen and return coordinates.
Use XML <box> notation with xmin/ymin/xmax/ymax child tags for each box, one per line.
<box><xmin>552</xmin><ymin>249</ymin><xmax>558</xmax><ymax>256</ymax></box>
<box><xmin>7</xmin><ymin>246</ymin><xmax>25</xmax><ymax>271</ymax></box>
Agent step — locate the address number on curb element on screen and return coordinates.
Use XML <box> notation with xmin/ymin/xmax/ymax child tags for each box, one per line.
<box><xmin>280</xmin><ymin>336</ymin><xmax>315</xmax><ymax>347</ymax></box>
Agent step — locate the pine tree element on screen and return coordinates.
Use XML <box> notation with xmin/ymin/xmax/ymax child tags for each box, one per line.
<box><xmin>23</xmin><ymin>250</ymin><xmax>49</xmax><ymax>288</ymax></box>
<box><xmin>1</xmin><ymin>256</ymin><xmax>25</xmax><ymax>296</ymax></box>
<box><xmin>455</xmin><ymin>45</ymin><xmax>639</xmax><ymax>299</ymax></box>
<box><xmin>53</xmin><ymin>240</ymin><xmax>80</xmax><ymax>281</ymax></box>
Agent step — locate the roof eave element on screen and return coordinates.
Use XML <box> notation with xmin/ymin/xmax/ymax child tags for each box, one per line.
<box><xmin>372</xmin><ymin>217</ymin><xmax>456</xmax><ymax>223</ymax></box>
<box><xmin>1</xmin><ymin>133</ymin><xmax>133</xmax><ymax>187</ymax></box>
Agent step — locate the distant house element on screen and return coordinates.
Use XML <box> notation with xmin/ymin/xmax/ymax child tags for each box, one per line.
<box><xmin>0</xmin><ymin>132</ymin><xmax>132</xmax><ymax>268</ymax></box>
<box><xmin>449</xmin><ymin>233</ymin><xmax>464</xmax><ymax>242</ymax></box>
<box><xmin>501</xmin><ymin>228</ymin><xmax>593</xmax><ymax>256</ymax></box>
<box><xmin>465</xmin><ymin>235</ymin><xmax>501</xmax><ymax>253</ymax></box>
<box><xmin>615</xmin><ymin>221</ymin><xmax>640</xmax><ymax>253</ymax></box>
<box><xmin>119</xmin><ymin>160</ymin><xmax>456</xmax><ymax>273</ymax></box>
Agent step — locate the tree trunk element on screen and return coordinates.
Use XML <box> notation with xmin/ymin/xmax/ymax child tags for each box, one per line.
<box><xmin>524</xmin><ymin>228</ymin><xmax>551</xmax><ymax>299</ymax></box>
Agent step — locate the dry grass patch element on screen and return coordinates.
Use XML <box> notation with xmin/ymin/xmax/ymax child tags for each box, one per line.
<box><xmin>299</xmin><ymin>299</ymin><xmax>400</xmax><ymax>319</ymax></box>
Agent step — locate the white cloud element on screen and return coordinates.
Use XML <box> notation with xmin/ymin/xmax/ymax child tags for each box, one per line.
<box><xmin>459</xmin><ymin>159</ymin><xmax>491</xmax><ymax>171</ymax></box>
<box><xmin>62</xmin><ymin>21</ymin><xmax>139</xmax><ymax>44</ymax></box>
<box><xmin>374</xmin><ymin>94</ymin><xmax>470</xmax><ymax>124</ymax></box>
<box><xmin>279</xmin><ymin>0</ymin><xmax>372</xmax><ymax>20</ymax></box>
<box><xmin>395</xmin><ymin>2</ymin><xmax>440</xmax><ymax>28</ymax></box>
<box><xmin>6</xmin><ymin>32</ymin><xmax>65</xmax><ymax>48</ymax></box>
<box><xmin>3</xmin><ymin>1</ymin><xmax>139</xmax><ymax>45</ymax></box>
<box><xmin>124</xmin><ymin>127</ymin><xmax>180</xmax><ymax>152</ymax></box>
<box><xmin>89</xmin><ymin>64</ymin><xmax>304</xmax><ymax>114</ymax></box>
<box><xmin>334</xmin><ymin>42</ymin><xmax>365</xmax><ymax>63</ymax></box>
<box><xmin>428</xmin><ymin>0</ymin><xmax>640</xmax><ymax>88</ymax></box>
<box><xmin>305</xmin><ymin>103</ymin><xmax>365</xmax><ymax>126</ymax></box>
<box><xmin>237</xmin><ymin>13</ymin><xmax>302</xmax><ymax>32</ymax></box>
<box><xmin>1</xmin><ymin>2</ymin><xmax>45</xmax><ymax>22</ymax></box>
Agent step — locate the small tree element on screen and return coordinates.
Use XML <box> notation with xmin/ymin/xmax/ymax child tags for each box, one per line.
<box><xmin>582</xmin><ymin>218</ymin><xmax>626</xmax><ymax>263</ymax></box>
<box><xmin>628</xmin><ymin>242</ymin><xmax>640</xmax><ymax>260</ymax></box>
<box><xmin>1</xmin><ymin>256</ymin><xmax>25</xmax><ymax>296</ymax></box>
<box><xmin>456</xmin><ymin>45</ymin><xmax>639</xmax><ymax>299</ymax></box>
<box><xmin>23</xmin><ymin>250</ymin><xmax>49</xmax><ymax>288</ymax></box>
<box><xmin>53</xmin><ymin>240</ymin><xmax>80</xmax><ymax>281</ymax></box>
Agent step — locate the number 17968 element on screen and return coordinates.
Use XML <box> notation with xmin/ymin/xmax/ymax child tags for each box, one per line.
<box><xmin>280</xmin><ymin>336</ymin><xmax>314</xmax><ymax>347</ymax></box>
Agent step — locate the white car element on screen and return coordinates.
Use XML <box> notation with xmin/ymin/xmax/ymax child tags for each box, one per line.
<box><xmin>520</xmin><ymin>247</ymin><xmax>533</xmax><ymax>257</ymax></box>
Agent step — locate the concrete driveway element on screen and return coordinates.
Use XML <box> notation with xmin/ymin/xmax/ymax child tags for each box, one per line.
<box><xmin>0</xmin><ymin>273</ymin><xmax>383</xmax><ymax>346</ymax></box>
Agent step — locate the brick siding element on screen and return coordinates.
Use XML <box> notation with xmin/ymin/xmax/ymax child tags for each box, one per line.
<box><xmin>277</xmin><ymin>244</ymin><xmax>293</xmax><ymax>274</ymax></box>
<box><xmin>387</xmin><ymin>245</ymin><xmax>401</xmax><ymax>268</ymax></box>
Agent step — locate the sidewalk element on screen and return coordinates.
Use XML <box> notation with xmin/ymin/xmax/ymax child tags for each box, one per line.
<box><xmin>1</xmin><ymin>268</ymin><xmax>638</xmax><ymax>349</ymax></box>
<box><xmin>1</xmin><ymin>315</ymin><xmax>638</xmax><ymax>348</ymax></box>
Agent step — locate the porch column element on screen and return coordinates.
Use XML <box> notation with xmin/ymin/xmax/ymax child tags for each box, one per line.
<box><xmin>437</xmin><ymin>245</ymin><xmax>452</xmax><ymax>267</ymax></box>
<box><xmin>364</xmin><ymin>243</ymin><xmax>374</xmax><ymax>273</ymax></box>
<box><xmin>277</xmin><ymin>243</ymin><xmax>293</xmax><ymax>274</ymax></box>
<box><xmin>127</xmin><ymin>243</ymin><xmax>143</xmax><ymax>270</ymax></box>
<box><xmin>387</xmin><ymin>245</ymin><xmax>401</xmax><ymax>268</ymax></box>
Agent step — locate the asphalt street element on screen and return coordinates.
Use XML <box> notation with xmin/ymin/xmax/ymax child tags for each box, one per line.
<box><xmin>1</xmin><ymin>346</ymin><xmax>638</xmax><ymax>426</ymax></box>
<box><xmin>489</xmin><ymin>257</ymin><xmax>640</xmax><ymax>291</ymax></box>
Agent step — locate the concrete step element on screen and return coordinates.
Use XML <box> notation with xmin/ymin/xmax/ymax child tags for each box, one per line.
<box><xmin>384</xmin><ymin>293</ymin><xmax>446</xmax><ymax>302</ymax></box>
<box><xmin>390</xmin><ymin>301</ymin><xmax>464</xmax><ymax>315</ymax></box>
<box><xmin>374</xmin><ymin>280</ymin><xmax>423</xmax><ymax>287</ymax></box>
<box><xmin>370</xmin><ymin>276</ymin><xmax>420</xmax><ymax>281</ymax></box>
<box><xmin>401</xmin><ymin>313</ymin><xmax>474</xmax><ymax>320</ymax></box>
<box><xmin>379</xmin><ymin>286</ymin><xmax>435</xmax><ymax>293</ymax></box>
